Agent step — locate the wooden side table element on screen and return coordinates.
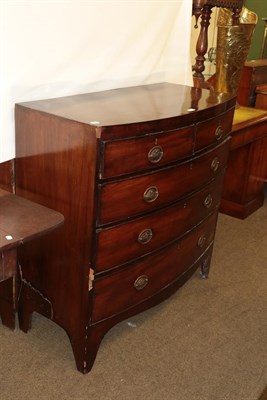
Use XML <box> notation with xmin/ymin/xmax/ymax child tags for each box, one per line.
<box><xmin>236</xmin><ymin>60</ymin><xmax>267</xmax><ymax>107</ymax></box>
<box><xmin>0</xmin><ymin>189</ymin><xmax>64</xmax><ymax>329</ymax></box>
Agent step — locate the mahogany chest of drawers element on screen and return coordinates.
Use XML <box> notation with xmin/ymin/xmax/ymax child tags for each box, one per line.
<box><xmin>15</xmin><ymin>83</ymin><xmax>235</xmax><ymax>373</ymax></box>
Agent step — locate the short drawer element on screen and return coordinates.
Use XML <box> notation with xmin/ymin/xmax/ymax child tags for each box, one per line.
<box><xmin>98</xmin><ymin>138</ymin><xmax>230</xmax><ymax>225</ymax></box>
<box><xmin>95</xmin><ymin>180</ymin><xmax>222</xmax><ymax>272</ymax></box>
<box><xmin>195</xmin><ymin>107</ymin><xmax>235</xmax><ymax>151</ymax></box>
<box><xmin>99</xmin><ymin>126</ymin><xmax>194</xmax><ymax>179</ymax></box>
<box><xmin>91</xmin><ymin>215</ymin><xmax>216</xmax><ymax>322</ymax></box>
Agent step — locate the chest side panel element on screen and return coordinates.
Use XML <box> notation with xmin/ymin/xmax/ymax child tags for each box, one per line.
<box><xmin>15</xmin><ymin>106</ymin><xmax>98</xmax><ymax>333</ymax></box>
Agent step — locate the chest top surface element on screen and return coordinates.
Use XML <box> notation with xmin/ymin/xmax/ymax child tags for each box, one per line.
<box><xmin>17</xmin><ymin>83</ymin><xmax>235</xmax><ymax>130</ymax></box>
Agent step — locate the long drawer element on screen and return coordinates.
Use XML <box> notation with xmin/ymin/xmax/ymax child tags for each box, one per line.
<box><xmin>99</xmin><ymin>125</ymin><xmax>194</xmax><ymax>178</ymax></box>
<box><xmin>98</xmin><ymin>138</ymin><xmax>230</xmax><ymax>225</ymax></box>
<box><xmin>95</xmin><ymin>179</ymin><xmax>222</xmax><ymax>273</ymax></box>
<box><xmin>91</xmin><ymin>213</ymin><xmax>216</xmax><ymax>322</ymax></box>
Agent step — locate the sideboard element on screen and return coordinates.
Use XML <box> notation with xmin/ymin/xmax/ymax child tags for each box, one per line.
<box><xmin>15</xmin><ymin>83</ymin><xmax>235</xmax><ymax>373</ymax></box>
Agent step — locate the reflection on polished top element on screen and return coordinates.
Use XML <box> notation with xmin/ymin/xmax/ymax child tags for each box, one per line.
<box><xmin>18</xmin><ymin>83</ymin><xmax>235</xmax><ymax>130</ymax></box>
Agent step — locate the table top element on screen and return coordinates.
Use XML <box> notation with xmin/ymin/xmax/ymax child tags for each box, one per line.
<box><xmin>0</xmin><ymin>189</ymin><xmax>64</xmax><ymax>252</ymax></box>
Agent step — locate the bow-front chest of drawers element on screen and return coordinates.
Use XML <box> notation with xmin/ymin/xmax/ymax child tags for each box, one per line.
<box><xmin>15</xmin><ymin>83</ymin><xmax>235</xmax><ymax>373</ymax></box>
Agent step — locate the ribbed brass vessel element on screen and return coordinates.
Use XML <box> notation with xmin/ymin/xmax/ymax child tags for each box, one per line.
<box><xmin>215</xmin><ymin>7</ymin><xmax>257</xmax><ymax>95</ymax></box>
<box><xmin>215</xmin><ymin>23</ymin><xmax>255</xmax><ymax>95</ymax></box>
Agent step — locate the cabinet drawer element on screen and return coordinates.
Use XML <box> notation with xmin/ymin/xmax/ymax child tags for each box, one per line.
<box><xmin>99</xmin><ymin>126</ymin><xmax>194</xmax><ymax>179</ymax></box>
<box><xmin>195</xmin><ymin>108</ymin><xmax>234</xmax><ymax>151</ymax></box>
<box><xmin>98</xmin><ymin>138</ymin><xmax>230</xmax><ymax>225</ymax></box>
<box><xmin>92</xmin><ymin>214</ymin><xmax>216</xmax><ymax>322</ymax></box>
<box><xmin>96</xmin><ymin>180</ymin><xmax>222</xmax><ymax>272</ymax></box>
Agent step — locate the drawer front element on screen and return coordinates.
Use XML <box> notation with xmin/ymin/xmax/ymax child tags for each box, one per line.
<box><xmin>98</xmin><ymin>139</ymin><xmax>230</xmax><ymax>225</ymax></box>
<box><xmin>100</xmin><ymin>126</ymin><xmax>194</xmax><ymax>179</ymax></box>
<box><xmin>95</xmin><ymin>177</ymin><xmax>223</xmax><ymax>272</ymax></box>
<box><xmin>195</xmin><ymin>108</ymin><xmax>234</xmax><ymax>151</ymax></box>
<box><xmin>91</xmin><ymin>214</ymin><xmax>216</xmax><ymax>322</ymax></box>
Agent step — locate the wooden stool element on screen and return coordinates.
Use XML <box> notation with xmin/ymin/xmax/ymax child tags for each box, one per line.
<box><xmin>220</xmin><ymin>107</ymin><xmax>267</xmax><ymax>219</ymax></box>
<box><xmin>0</xmin><ymin>189</ymin><xmax>64</xmax><ymax>329</ymax></box>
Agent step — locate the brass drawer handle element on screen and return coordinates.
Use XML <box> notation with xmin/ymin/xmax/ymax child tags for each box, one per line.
<box><xmin>148</xmin><ymin>145</ymin><xmax>164</xmax><ymax>164</ymax></box>
<box><xmin>215</xmin><ymin>125</ymin><xmax>223</xmax><ymax>141</ymax></box>
<box><xmin>204</xmin><ymin>194</ymin><xmax>213</xmax><ymax>208</ymax></box>
<box><xmin>134</xmin><ymin>275</ymin><xmax>149</xmax><ymax>291</ymax></box>
<box><xmin>143</xmin><ymin>186</ymin><xmax>159</xmax><ymax>203</ymax></box>
<box><xmin>138</xmin><ymin>228</ymin><xmax>153</xmax><ymax>245</ymax></box>
<box><xmin>211</xmin><ymin>157</ymin><xmax>220</xmax><ymax>172</ymax></box>
<box><xmin>197</xmin><ymin>235</ymin><xmax>206</xmax><ymax>248</ymax></box>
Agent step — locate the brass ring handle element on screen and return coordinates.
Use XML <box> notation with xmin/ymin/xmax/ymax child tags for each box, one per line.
<box><xmin>134</xmin><ymin>275</ymin><xmax>149</xmax><ymax>291</ymax></box>
<box><xmin>138</xmin><ymin>228</ymin><xmax>153</xmax><ymax>245</ymax></box>
<box><xmin>215</xmin><ymin>125</ymin><xmax>223</xmax><ymax>141</ymax></box>
<box><xmin>148</xmin><ymin>145</ymin><xmax>164</xmax><ymax>164</ymax></box>
<box><xmin>143</xmin><ymin>186</ymin><xmax>159</xmax><ymax>203</ymax></box>
<box><xmin>204</xmin><ymin>194</ymin><xmax>213</xmax><ymax>208</ymax></box>
<box><xmin>211</xmin><ymin>157</ymin><xmax>220</xmax><ymax>172</ymax></box>
<box><xmin>197</xmin><ymin>235</ymin><xmax>206</xmax><ymax>248</ymax></box>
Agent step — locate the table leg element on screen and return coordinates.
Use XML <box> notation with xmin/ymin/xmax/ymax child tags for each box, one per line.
<box><xmin>0</xmin><ymin>249</ymin><xmax>17</xmax><ymax>330</ymax></box>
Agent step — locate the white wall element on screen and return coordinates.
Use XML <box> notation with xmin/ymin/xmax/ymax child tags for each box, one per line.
<box><xmin>0</xmin><ymin>0</ymin><xmax>193</xmax><ymax>163</ymax></box>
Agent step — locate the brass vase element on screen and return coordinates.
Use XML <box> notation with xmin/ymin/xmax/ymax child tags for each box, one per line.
<box><xmin>215</xmin><ymin>7</ymin><xmax>257</xmax><ymax>95</ymax></box>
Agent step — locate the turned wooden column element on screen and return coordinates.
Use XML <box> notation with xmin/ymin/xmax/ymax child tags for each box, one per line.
<box><xmin>192</xmin><ymin>0</ymin><xmax>244</xmax><ymax>83</ymax></box>
<box><xmin>193</xmin><ymin>4</ymin><xmax>213</xmax><ymax>81</ymax></box>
